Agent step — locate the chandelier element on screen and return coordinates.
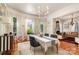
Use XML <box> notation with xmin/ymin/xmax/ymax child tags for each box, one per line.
<box><xmin>37</xmin><ymin>6</ymin><xmax>49</xmax><ymax>17</ymax></box>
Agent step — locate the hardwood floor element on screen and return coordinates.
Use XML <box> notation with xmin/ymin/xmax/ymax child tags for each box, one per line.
<box><xmin>60</xmin><ymin>41</ymin><xmax>79</xmax><ymax>55</ymax></box>
<box><xmin>12</xmin><ymin>40</ymin><xmax>79</xmax><ymax>55</ymax></box>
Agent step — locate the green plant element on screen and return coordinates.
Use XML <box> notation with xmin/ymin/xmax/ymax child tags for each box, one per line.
<box><xmin>27</xmin><ymin>28</ymin><xmax>33</xmax><ymax>34</ymax></box>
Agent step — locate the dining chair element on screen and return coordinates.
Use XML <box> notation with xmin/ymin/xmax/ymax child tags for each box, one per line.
<box><xmin>50</xmin><ymin>34</ymin><xmax>59</xmax><ymax>53</ymax></box>
<box><xmin>2</xmin><ymin>33</ymin><xmax>14</xmax><ymax>55</ymax></box>
<box><xmin>29</xmin><ymin>36</ymin><xmax>41</xmax><ymax>54</ymax></box>
<box><xmin>50</xmin><ymin>34</ymin><xmax>57</xmax><ymax>38</ymax></box>
<box><xmin>44</xmin><ymin>33</ymin><xmax>49</xmax><ymax>37</ymax></box>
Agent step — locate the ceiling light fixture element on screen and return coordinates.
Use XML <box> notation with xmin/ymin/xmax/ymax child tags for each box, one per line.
<box><xmin>37</xmin><ymin>6</ymin><xmax>49</xmax><ymax>17</ymax></box>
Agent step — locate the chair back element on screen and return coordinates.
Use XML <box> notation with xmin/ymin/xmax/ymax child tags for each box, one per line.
<box><xmin>0</xmin><ymin>33</ymin><xmax>14</xmax><ymax>55</ymax></box>
<box><xmin>44</xmin><ymin>33</ymin><xmax>49</xmax><ymax>37</ymax></box>
<box><xmin>50</xmin><ymin>34</ymin><xmax>57</xmax><ymax>38</ymax></box>
<box><xmin>29</xmin><ymin>36</ymin><xmax>40</xmax><ymax>47</ymax></box>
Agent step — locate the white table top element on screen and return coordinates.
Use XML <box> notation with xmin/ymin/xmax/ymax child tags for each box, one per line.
<box><xmin>29</xmin><ymin>35</ymin><xmax>51</xmax><ymax>43</ymax></box>
<box><xmin>43</xmin><ymin>36</ymin><xmax>58</xmax><ymax>41</ymax></box>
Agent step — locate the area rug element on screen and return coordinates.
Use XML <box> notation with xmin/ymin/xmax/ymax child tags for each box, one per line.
<box><xmin>60</xmin><ymin>41</ymin><xmax>79</xmax><ymax>55</ymax></box>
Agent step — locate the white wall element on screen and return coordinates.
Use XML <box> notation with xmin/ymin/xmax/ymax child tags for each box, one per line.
<box><xmin>47</xmin><ymin>4</ymin><xmax>79</xmax><ymax>34</ymax></box>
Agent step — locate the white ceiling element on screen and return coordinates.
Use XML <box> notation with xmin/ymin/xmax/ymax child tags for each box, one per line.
<box><xmin>6</xmin><ymin>3</ymin><xmax>72</xmax><ymax>16</ymax></box>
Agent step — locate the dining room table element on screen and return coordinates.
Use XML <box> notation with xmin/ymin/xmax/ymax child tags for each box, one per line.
<box><xmin>29</xmin><ymin>35</ymin><xmax>59</xmax><ymax>54</ymax></box>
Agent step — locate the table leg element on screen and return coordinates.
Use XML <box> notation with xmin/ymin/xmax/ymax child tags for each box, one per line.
<box><xmin>56</xmin><ymin>43</ymin><xmax>58</xmax><ymax>54</ymax></box>
<box><xmin>44</xmin><ymin>46</ymin><xmax>48</xmax><ymax>55</ymax></box>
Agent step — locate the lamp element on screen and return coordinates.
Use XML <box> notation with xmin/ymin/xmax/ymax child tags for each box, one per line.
<box><xmin>70</xmin><ymin>14</ymin><xmax>74</xmax><ymax>26</ymax></box>
<box><xmin>70</xmin><ymin>18</ymin><xmax>74</xmax><ymax>25</ymax></box>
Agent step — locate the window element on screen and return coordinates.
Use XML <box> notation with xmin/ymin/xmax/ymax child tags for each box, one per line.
<box><xmin>40</xmin><ymin>24</ymin><xmax>43</xmax><ymax>32</ymax></box>
<box><xmin>13</xmin><ymin>17</ymin><xmax>17</xmax><ymax>35</ymax></box>
<box><xmin>27</xmin><ymin>19</ymin><xmax>34</xmax><ymax>34</ymax></box>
